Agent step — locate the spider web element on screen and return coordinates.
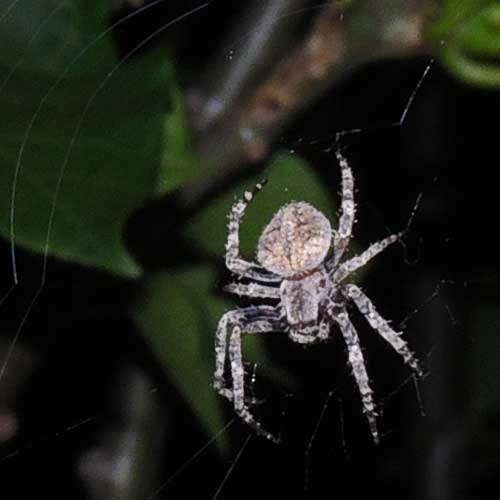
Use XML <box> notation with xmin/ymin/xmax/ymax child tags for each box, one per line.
<box><xmin>0</xmin><ymin>2</ymin><xmax>472</xmax><ymax>500</ymax></box>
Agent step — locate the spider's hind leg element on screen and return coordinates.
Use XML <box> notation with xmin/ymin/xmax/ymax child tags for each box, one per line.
<box><xmin>228</xmin><ymin>324</ymin><xmax>280</xmax><ymax>443</ymax></box>
<box><xmin>333</xmin><ymin>310</ymin><xmax>379</xmax><ymax>444</ymax></box>
<box><xmin>214</xmin><ymin>306</ymin><xmax>282</xmax><ymax>443</ymax></box>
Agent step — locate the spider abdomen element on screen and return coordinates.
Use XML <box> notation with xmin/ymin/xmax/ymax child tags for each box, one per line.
<box><xmin>257</xmin><ymin>202</ymin><xmax>332</xmax><ymax>277</ymax></box>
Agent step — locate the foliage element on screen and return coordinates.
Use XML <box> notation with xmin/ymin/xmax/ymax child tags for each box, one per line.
<box><xmin>427</xmin><ymin>0</ymin><xmax>500</xmax><ymax>88</ymax></box>
<box><xmin>0</xmin><ymin>0</ymin><xmax>171</xmax><ymax>277</ymax></box>
<box><xmin>158</xmin><ymin>82</ymin><xmax>208</xmax><ymax>194</ymax></box>
<box><xmin>133</xmin><ymin>267</ymin><xmax>230</xmax><ymax>446</ymax></box>
<box><xmin>471</xmin><ymin>304</ymin><xmax>500</xmax><ymax>417</ymax></box>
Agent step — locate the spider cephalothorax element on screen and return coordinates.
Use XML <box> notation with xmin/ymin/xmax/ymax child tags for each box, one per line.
<box><xmin>214</xmin><ymin>151</ymin><xmax>422</xmax><ymax>443</ymax></box>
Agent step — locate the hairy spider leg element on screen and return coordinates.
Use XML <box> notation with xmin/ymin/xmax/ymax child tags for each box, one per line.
<box><xmin>214</xmin><ymin>309</ymin><xmax>249</xmax><ymax>400</ymax></box>
<box><xmin>226</xmin><ymin>180</ymin><xmax>282</xmax><ymax>283</ymax></box>
<box><xmin>333</xmin><ymin>310</ymin><xmax>379</xmax><ymax>444</ymax></box>
<box><xmin>223</xmin><ymin>282</ymin><xmax>280</xmax><ymax>299</ymax></box>
<box><xmin>327</xmin><ymin>149</ymin><xmax>356</xmax><ymax>270</ymax></box>
<box><xmin>333</xmin><ymin>232</ymin><xmax>402</xmax><ymax>282</ymax></box>
<box><xmin>344</xmin><ymin>284</ymin><xmax>423</xmax><ymax>376</ymax></box>
<box><xmin>214</xmin><ymin>306</ymin><xmax>282</xmax><ymax>442</ymax></box>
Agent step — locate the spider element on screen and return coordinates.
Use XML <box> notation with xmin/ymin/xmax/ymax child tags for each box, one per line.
<box><xmin>214</xmin><ymin>150</ymin><xmax>422</xmax><ymax>444</ymax></box>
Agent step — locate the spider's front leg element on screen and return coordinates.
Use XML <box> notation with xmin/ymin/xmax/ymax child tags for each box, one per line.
<box><xmin>333</xmin><ymin>232</ymin><xmax>402</xmax><ymax>283</ymax></box>
<box><xmin>226</xmin><ymin>181</ymin><xmax>281</xmax><ymax>283</ymax></box>
<box><xmin>214</xmin><ymin>306</ymin><xmax>282</xmax><ymax>442</ymax></box>
<box><xmin>326</xmin><ymin>149</ymin><xmax>356</xmax><ymax>270</ymax></box>
<box><xmin>332</xmin><ymin>309</ymin><xmax>380</xmax><ymax>444</ymax></box>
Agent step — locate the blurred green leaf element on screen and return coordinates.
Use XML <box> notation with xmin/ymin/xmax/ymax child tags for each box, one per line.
<box><xmin>133</xmin><ymin>267</ymin><xmax>228</xmax><ymax>448</ymax></box>
<box><xmin>471</xmin><ymin>304</ymin><xmax>500</xmax><ymax>418</ymax></box>
<box><xmin>427</xmin><ymin>1</ymin><xmax>500</xmax><ymax>88</ymax></box>
<box><xmin>186</xmin><ymin>151</ymin><xmax>336</xmax><ymax>258</ymax></box>
<box><xmin>157</xmin><ymin>82</ymin><xmax>208</xmax><ymax>194</ymax></box>
<box><xmin>133</xmin><ymin>266</ymin><xmax>292</xmax><ymax>450</ymax></box>
<box><xmin>0</xmin><ymin>0</ymin><xmax>172</xmax><ymax>277</ymax></box>
<box><xmin>0</xmin><ymin>0</ymin><xmax>110</xmax><ymax>74</ymax></box>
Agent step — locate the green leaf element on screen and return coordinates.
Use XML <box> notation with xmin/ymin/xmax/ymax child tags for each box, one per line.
<box><xmin>157</xmin><ymin>83</ymin><xmax>208</xmax><ymax>194</ymax></box>
<box><xmin>0</xmin><ymin>0</ymin><xmax>172</xmax><ymax>277</ymax></box>
<box><xmin>0</xmin><ymin>0</ymin><xmax>110</xmax><ymax>74</ymax></box>
<box><xmin>133</xmin><ymin>266</ymin><xmax>294</xmax><ymax>449</ymax></box>
<box><xmin>133</xmin><ymin>267</ymin><xmax>228</xmax><ymax>448</ymax></box>
<box><xmin>186</xmin><ymin>151</ymin><xmax>336</xmax><ymax>258</ymax></box>
<box><xmin>471</xmin><ymin>304</ymin><xmax>500</xmax><ymax>418</ymax></box>
<box><xmin>427</xmin><ymin>1</ymin><xmax>500</xmax><ymax>88</ymax></box>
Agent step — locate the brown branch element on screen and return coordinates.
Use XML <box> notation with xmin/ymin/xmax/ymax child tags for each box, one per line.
<box><xmin>188</xmin><ymin>0</ymin><xmax>312</xmax><ymax>132</ymax></box>
<box><xmin>180</xmin><ymin>0</ymin><xmax>437</xmax><ymax>211</ymax></box>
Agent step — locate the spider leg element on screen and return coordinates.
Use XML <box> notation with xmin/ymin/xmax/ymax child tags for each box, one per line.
<box><xmin>224</xmin><ymin>282</ymin><xmax>280</xmax><ymax>299</ymax></box>
<box><xmin>343</xmin><ymin>284</ymin><xmax>422</xmax><ymax>376</ymax></box>
<box><xmin>333</xmin><ymin>232</ymin><xmax>402</xmax><ymax>282</ymax></box>
<box><xmin>326</xmin><ymin>149</ymin><xmax>356</xmax><ymax>270</ymax></box>
<box><xmin>214</xmin><ymin>309</ymin><xmax>249</xmax><ymax>401</ymax></box>
<box><xmin>333</xmin><ymin>309</ymin><xmax>379</xmax><ymax>444</ymax></box>
<box><xmin>228</xmin><ymin>323</ymin><xmax>280</xmax><ymax>442</ymax></box>
<box><xmin>226</xmin><ymin>181</ymin><xmax>282</xmax><ymax>283</ymax></box>
<box><xmin>214</xmin><ymin>306</ymin><xmax>282</xmax><ymax>442</ymax></box>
